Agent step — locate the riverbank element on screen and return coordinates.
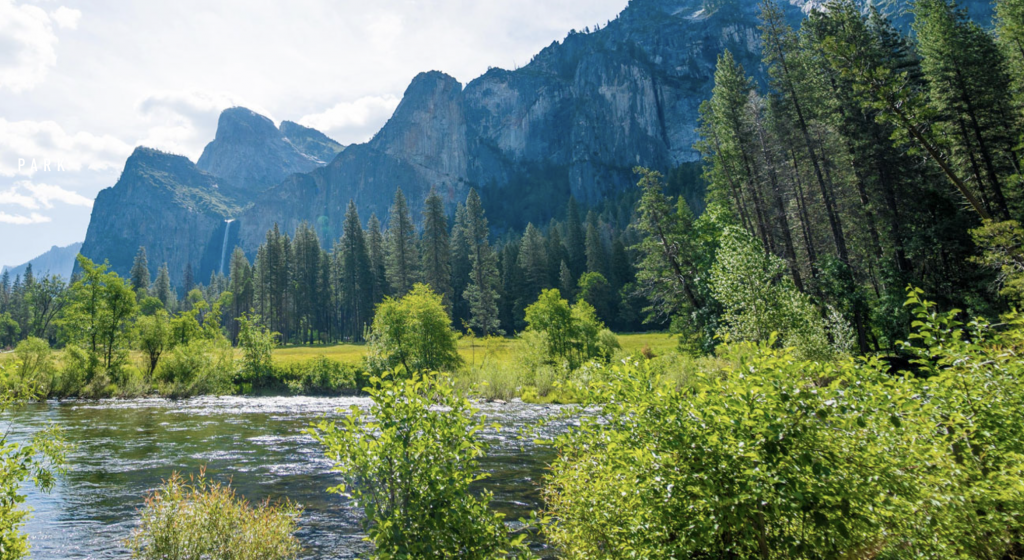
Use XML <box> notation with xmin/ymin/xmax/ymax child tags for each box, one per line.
<box><xmin>0</xmin><ymin>332</ymin><xmax>678</xmax><ymax>402</ymax></box>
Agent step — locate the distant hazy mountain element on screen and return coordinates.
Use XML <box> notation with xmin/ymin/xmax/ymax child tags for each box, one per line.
<box><xmin>78</xmin><ymin>0</ymin><xmax>994</xmax><ymax>288</ymax></box>
<box><xmin>3</xmin><ymin>242</ymin><xmax>83</xmax><ymax>280</ymax></box>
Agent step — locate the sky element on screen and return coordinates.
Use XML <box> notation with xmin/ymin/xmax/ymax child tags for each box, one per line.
<box><xmin>0</xmin><ymin>0</ymin><xmax>627</xmax><ymax>270</ymax></box>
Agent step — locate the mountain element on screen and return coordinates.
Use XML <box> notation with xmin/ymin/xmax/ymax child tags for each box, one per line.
<box><xmin>196</xmin><ymin>107</ymin><xmax>344</xmax><ymax>194</ymax></box>
<box><xmin>80</xmin><ymin>117</ymin><xmax>344</xmax><ymax>286</ymax></box>
<box><xmin>79</xmin><ymin>0</ymin><xmax>993</xmax><ymax>288</ymax></box>
<box><xmin>2</xmin><ymin>242</ymin><xmax>83</xmax><ymax>280</ymax></box>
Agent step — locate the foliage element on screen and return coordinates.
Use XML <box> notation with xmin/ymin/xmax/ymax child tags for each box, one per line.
<box><xmin>125</xmin><ymin>470</ymin><xmax>301</xmax><ymax>560</ymax></box>
<box><xmin>273</xmin><ymin>356</ymin><xmax>358</xmax><ymax>395</ymax></box>
<box><xmin>58</xmin><ymin>256</ymin><xmax>138</xmax><ymax>381</ymax></box>
<box><xmin>524</xmin><ymin>289</ymin><xmax>605</xmax><ymax>370</ymax></box>
<box><xmin>542</xmin><ymin>289</ymin><xmax>1024</xmax><ymax>559</ymax></box>
<box><xmin>366</xmin><ymin>284</ymin><xmax>462</xmax><ymax>376</ymax></box>
<box><xmin>236</xmin><ymin>313</ymin><xmax>276</xmax><ymax>390</ymax></box>
<box><xmin>711</xmin><ymin>225</ymin><xmax>833</xmax><ymax>359</ymax></box>
<box><xmin>136</xmin><ymin>310</ymin><xmax>171</xmax><ymax>376</ymax></box>
<box><xmin>155</xmin><ymin>338</ymin><xmax>234</xmax><ymax>398</ymax></box>
<box><xmin>309</xmin><ymin>371</ymin><xmax>525</xmax><ymax>560</ymax></box>
<box><xmin>971</xmin><ymin>219</ymin><xmax>1024</xmax><ymax>305</ymax></box>
<box><xmin>0</xmin><ymin>385</ymin><xmax>70</xmax><ymax>558</ymax></box>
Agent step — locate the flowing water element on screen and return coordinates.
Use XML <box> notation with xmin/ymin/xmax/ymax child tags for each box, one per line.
<box><xmin>219</xmin><ymin>219</ymin><xmax>235</xmax><ymax>275</ymax></box>
<box><xmin>9</xmin><ymin>396</ymin><xmax>570</xmax><ymax>559</ymax></box>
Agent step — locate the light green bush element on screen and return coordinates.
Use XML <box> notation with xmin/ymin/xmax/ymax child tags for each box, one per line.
<box><xmin>155</xmin><ymin>339</ymin><xmax>234</xmax><ymax>398</ymax></box>
<box><xmin>310</xmin><ymin>371</ymin><xmax>526</xmax><ymax>559</ymax></box>
<box><xmin>125</xmin><ymin>471</ymin><xmax>300</xmax><ymax>560</ymax></box>
<box><xmin>542</xmin><ymin>289</ymin><xmax>1024</xmax><ymax>559</ymax></box>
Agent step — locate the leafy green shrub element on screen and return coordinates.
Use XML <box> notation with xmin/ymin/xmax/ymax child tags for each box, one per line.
<box><xmin>366</xmin><ymin>284</ymin><xmax>462</xmax><ymax>376</ymax></box>
<box><xmin>310</xmin><ymin>371</ymin><xmax>525</xmax><ymax>559</ymax></box>
<box><xmin>155</xmin><ymin>339</ymin><xmax>234</xmax><ymax>398</ymax></box>
<box><xmin>0</xmin><ymin>388</ymin><xmax>70</xmax><ymax>557</ymax></box>
<box><xmin>710</xmin><ymin>225</ymin><xmax>832</xmax><ymax>359</ymax></box>
<box><xmin>51</xmin><ymin>344</ymin><xmax>90</xmax><ymax>397</ymax></box>
<box><xmin>541</xmin><ymin>289</ymin><xmax>1024</xmax><ymax>559</ymax></box>
<box><xmin>236</xmin><ymin>314</ymin><xmax>276</xmax><ymax>390</ymax></box>
<box><xmin>274</xmin><ymin>356</ymin><xmax>358</xmax><ymax>395</ymax></box>
<box><xmin>2</xmin><ymin>337</ymin><xmax>54</xmax><ymax>398</ymax></box>
<box><xmin>125</xmin><ymin>471</ymin><xmax>300</xmax><ymax>560</ymax></box>
<box><xmin>524</xmin><ymin>289</ymin><xmax>605</xmax><ymax>370</ymax></box>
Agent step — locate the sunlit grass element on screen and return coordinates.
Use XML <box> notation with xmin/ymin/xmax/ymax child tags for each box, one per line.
<box><xmin>270</xmin><ymin>332</ymin><xmax>675</xmax><ymax>368</ymax></box>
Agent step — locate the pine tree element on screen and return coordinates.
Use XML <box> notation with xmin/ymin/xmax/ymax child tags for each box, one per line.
<box><xmin>154</xmin><ymin>263</ymin><xmax>175</xmax><ymax>310</ymax></box>
<box><xmin>564</xmin><ymin>197</ymin><xmax>586</xmax><ymax>278</ymax></box>
<box><xmin>182</xmin><ymin>263</ymin><xmax>195</xmax><ymax>297</ymax></box>
<box><xmin>545</xmin><ymin>220</ymin><xmax>569</xmax><ymax>287</ymax></box>
<box><xmin>500</xmin><ymin>240</ymin><xmax>524</xmax><ymax>333</ymax></box>
<box><xmin>130</xmin><ymin>247</ymin><xmax>150</xmax><ymax>296</ymax></box>
<box><xmin>420</xmin><ymin>188</ymin><xmax>453</xmax><ymax>309</ymax></box>
<box><xmin>336</xmin><ymin>201</ymin><xmax>374</xmax><ymax>340</ymax></box>
<box><xmin>585</xmin><ymin>218</ymin><xmax>607</xmax><ymax>276</ymax></box>
<box><xmin>385</xmin><ymin>188</ymin><xmax>419</xmax><ymax>297</ymax></box>
<box><xmin>915</xmin><ymin>0</ymin><xmax>1017</xmax><ymax>220</ymax></box>
<box><xmin>0</xmin><ymin>270</ymin><xmax>9</xmax><ymax>314</ymax></box>
<box><xmin>366</xmin><ymin>213</ymin><xmax>388</xmax><ymax>304</ymax></box>
<box><xmin>463</xmin><ymin>189</ymin><xmax>502</xmax><ymax>335</ymax></box>
<box><xmin>518</xmin><ymin>223</ymin><xmax>549</xmax><ymax>297</ymax></box>
<box><xmin>559</xmin><ymin>260</ymin><xmax>575</xmax><ymax>300</ymax></box>
<box><xmin>450</xmin><ymin>203</ymin><xmax>473</xmax><ymax>328</ymax></box>
<box><xmin>610</xmin><ymin>236</ymin><xmax>632</xmax><ymax>293</ymax></box>
<box><xmin>228</xmin><ymin>247</ymin><xmax>253</xmax><ymax>341</ymax></box>
<box><xmin>291</xmin><ymin>222</ymin><xmax>323</xmax><ymax>343</ymax></box>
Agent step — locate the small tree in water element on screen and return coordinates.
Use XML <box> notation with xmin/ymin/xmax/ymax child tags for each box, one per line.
<box><xmin>309</xmin><ymin>371</ymin><xmax>527</xmax><ymax>559</ymax></box>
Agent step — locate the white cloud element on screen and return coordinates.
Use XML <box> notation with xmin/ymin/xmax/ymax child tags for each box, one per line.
<box><xmin>0</xmin><ymin>210</ymin><xmax>50</xmax><ymax>224</ymax></box>
<box><xmin>367</xmin><ymin>14</ymin><xmax>403</xmax><ymax>50</ymax></box>
<box><xmin>0</xmin><ymin>180</ymin><xmax>92</xmax><ymax>211</ymax></box>
<box><xmin>136</xmin><ymin>90</ymin><xmax>272</xmax><ymax>159</ymax></box>
<box><xmin>0</xmin><ymin>1</ymin><xmax>59</xmax><ymax>92</ymax></box>
<box><xmin>50</xmin><ymin>6</ymin><xmax>81</xmax><ymax>30</ymax></box>
<box><xmin>0</xmin><ymin>118</ymin><xmax>133</xmax><ymax>177</ymax></box>
<box><xmin>20</xmin><ymin>181</ymin><xmax>92</xmax><ymax>208</ymax></box>
<box><xmin>0</xmin><ymin>185</ymin><xmax>38</xmax><ymax>209</ymax></box>
<box><xmin>298</xmin><ymin>95</ymin><xmax>400</xmax><ymax>144</ymax></box>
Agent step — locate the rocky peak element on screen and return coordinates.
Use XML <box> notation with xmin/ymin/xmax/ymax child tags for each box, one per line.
<box><xmin>196</xmin><ymin>107</ymin><xmax>322</xmax><ymax>195</ymax></box>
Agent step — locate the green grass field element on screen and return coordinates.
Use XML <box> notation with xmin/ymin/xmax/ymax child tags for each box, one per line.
<box><xmin>271</xmin><ymin>332</ymin><xmax>676</xmax><ymax>367</ymax></box>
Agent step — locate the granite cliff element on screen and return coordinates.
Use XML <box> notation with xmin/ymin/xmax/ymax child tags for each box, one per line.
<box><xmin>79</xmin><ymin>0</ymin><xmax>992</xmax><ymax>288</ymax></box>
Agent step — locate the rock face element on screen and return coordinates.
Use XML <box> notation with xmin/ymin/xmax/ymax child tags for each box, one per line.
<box><xmin>196</xmin><ymin>107</ymin><xmax>341</xmax><ymax>194</ymax></box>
<box><xmin>80</xmin><ymin>147</ymin><xmax>246</xmax><ymax>287</ymax></box>
<box><xmin>234</xmin><ymin>0</ymin><xmax>797</xmax><ymax>253</ymax></box>
<box><xmin>80</xmin><ymin>0</ymin><xmax>993</xmax><ymax>288</ymax></box>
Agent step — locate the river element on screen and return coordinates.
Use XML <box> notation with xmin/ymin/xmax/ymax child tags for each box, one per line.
<box><xmin>9</xmin><ymin>396</ymin><xmax>570</xmax><ymax>559</ymax></box>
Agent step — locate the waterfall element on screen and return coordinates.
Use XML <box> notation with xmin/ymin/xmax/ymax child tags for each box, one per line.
<box><xmin>219</xmin><ymin>220</ymin><xmax>234</xmax><ymax>275</ymax></box>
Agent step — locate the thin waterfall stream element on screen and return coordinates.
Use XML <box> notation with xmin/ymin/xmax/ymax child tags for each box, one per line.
<box><xmin>219</xmin><ymin>219</ymin><xmax>234</xmax><ymax>275</ymax></box>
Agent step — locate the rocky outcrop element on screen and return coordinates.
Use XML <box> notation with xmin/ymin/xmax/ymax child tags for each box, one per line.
<box><xmin>79</xmin><ymin>147</ymin><xmax>244</xmax><ymax>287</ymax></box>
<box><xmin>196</xmin><ymin>107</ymin><xmax>336</xmax><ymax>194</ymax></box>
<box><xmin>80</xmin><ymin>0</ymin><xmax>994</xmax><ymax>288</ymax></box>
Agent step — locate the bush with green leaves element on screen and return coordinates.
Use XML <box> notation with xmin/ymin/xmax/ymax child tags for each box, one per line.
<box><xmin>710</xmin><ymin>226</ymin><xmax>835</xmax><ymax>359</ymax></box>
<box><xmin>310</xmin><ymin>371</ymin><xmax>525</xmax><ymax>559</ymax></box>
<box><xmin>0</xmin><ymin>386</ymin><xmax>70</xmax><ymax>558</ymax></box>
<box><xmin>154</xmin><ymin>338</ymin><xmax>234</xmax><ymax>397</ymax></box>
<box><xmin>523</xmin><ymin>289</ymin><xmax>606</xmax><ymax>370</ymax></box>
<box><xmin>365</xmin><ymin>284</ymin><xmax>462</xmax><ymax>376</ymax></box>
<box><xmin>274</xmin><ymin>356</ymin><xmax>358</xmax><ymax>395</ymax></box>
<box><xmin>235</xmin><ymin>313</ymin><xmax>276</xmax><ymax>390</ymax></box>
<box><xmin>125</xmin><ymin>470</ymin><xmax>301</xmax><ymax>560</ymax></box>
<box><xmin>541</xmin><ymin>288</ymin><xmax>1024</xmax><ymax>559</ymax></box>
